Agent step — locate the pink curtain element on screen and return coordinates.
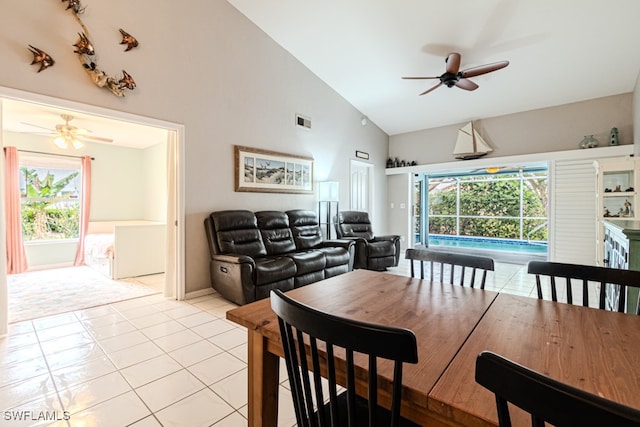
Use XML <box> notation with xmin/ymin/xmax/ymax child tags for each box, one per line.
<box><xmin>4</xmin><ymin>147</ymin><xmax>28</xmax><ymax>274</ymax></box>
<box><xmin>74</xmin><ymin>156</ymin><xmax>92</xmax><ymax>265</ymax></box>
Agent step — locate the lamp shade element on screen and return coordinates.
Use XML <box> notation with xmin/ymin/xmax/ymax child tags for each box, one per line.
<box><xmin>318</xmin><ymin>181</ymin><xmax>339</xmax><ymax>202</ymax></box>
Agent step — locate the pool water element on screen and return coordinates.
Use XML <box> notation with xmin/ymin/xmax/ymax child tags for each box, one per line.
<box><xmin>426</xmin><ymin>235</ymin><xmax>548</xmax><ymax>261</ymax></box>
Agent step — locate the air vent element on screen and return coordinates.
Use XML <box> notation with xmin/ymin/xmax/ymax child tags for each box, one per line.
<box><xmin>296</xmin><ymin>114</ymin><xmax>311</xmax><ymax>129</ymax></box>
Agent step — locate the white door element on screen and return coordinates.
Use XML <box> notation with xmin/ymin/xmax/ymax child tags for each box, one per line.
<box><xmin>350</xmin><ymin>160</ymin><xmax>373</xmax><ymax>212</ymax></box>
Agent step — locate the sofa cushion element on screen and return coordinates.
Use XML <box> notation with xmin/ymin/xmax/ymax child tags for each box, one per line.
<box><xmin>287</xmin><ymin>209</ymin><xmax>323</xmax><ymax>249</ymax></box>
<box><xmin>211</xmin><ymin>210</ymin><xmax>267</xmax><ymax>258</ymax></box>
<box><xmin>287</xmin><ymin>250</ymin><xmax>326</xmax><ymax>275</ymax></box>
<box><xmin>317</xmin><ymin>247</ymin><xmax>351</xmax><ymax>267</ymax></box>
<box><xmin>254</xmin><ymin>257</ymin><xmax>297</xmax><ymax>286</ymax></box>
<box><xmin>256</xmin><ymin>211</ymin><xmax>296</xmax><ymax>255</ymax></box>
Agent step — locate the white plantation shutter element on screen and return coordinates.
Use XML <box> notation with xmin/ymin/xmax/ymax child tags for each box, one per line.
<box><xmin>549</xmin><ymin>160</ymin><xmax>597</xmax><ymax>264</ymax></box>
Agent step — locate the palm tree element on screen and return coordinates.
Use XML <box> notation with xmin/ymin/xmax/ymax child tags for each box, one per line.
<box><xmin>21</xmin><ymin>168</ymin><xmax>80</xmax><ymax>240</ymax></box>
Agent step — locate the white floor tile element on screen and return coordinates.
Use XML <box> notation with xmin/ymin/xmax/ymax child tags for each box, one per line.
<box><xmin>0</xmin><ymin>373</ymin><xmax>56</xmax><ymax>411</ymax></box>
<box><xmin>208</xmin><ymin>328</ymin><xmax>247</xmax><ymax>351</ymax></box>
<box><xmin>32</xmin><ymin>313</ymin><xmax>79</xmax><ymax>331</ymax></box>
<box><xmin>107</xmin><ymin>341</ymin><xmax>164</xmax><ymax>370</ymax></box>
<box><xmin>175</xmin><ymin>311</ymin><xmax>217</xmax><ymax>328</ymax></box>
<box><xmin>129</xmin><ymin>415</ymin><xmax>163</xmax><ymax>427</ymax></box>
<box><xmin>98</xmin><ymin>330</ymin><xmax>149</xmax><ymax>354</ymax></box>
<box><xmin>58</xmin><ymin>371</ymin><xmax>131</xmax><ymax>414</ymax></box>
<box><xmin>210</xmin><ymin>368</ymin><xmax>248</xmax><ymax>409</ymax></box>
<box><xmin>0</xmin><ymin>356</ymin><xmax>49</xmax><ymax>388</ymax></box>
<box><xmin>168</xmin><ymin>340</ymin><xmax>224</xmax><ymax>367</ymax></box>
<box><xmin>39</xmin><ymin>332</ymin><xmax>96</xmax><ymax>356</ymax></box>
<box><xmin>188</xmin><ymin>353</ymin><xmax>246</xmax><ymax>386</ymax></box>
<box><xmin>154</xmin><ymin>388</ymin><xmax>234</xmax><ymax>427</ymax></box>
<box><xmin>68</xmin><ymin>391</ymin><xmax>150</xmax><ymax>427</ymax></box>
<box><xmin>36</xmin><ymin>322</ymin><xmax>86</xmax><ymax>342</ymax></box>
<box><xmin>152</xmin><ymin>329</ymin><xmax>202</xmax><ymax>353</ymax></box>
<box><xmin>135</xmin><ymin>369</ymin><xmax>205</xmax><ymax>412</ymax></box>
<box><xmin>45</xmin><ymin>343</ymin><xmax>106</xmax><ymax>372</ymax></box>
<box><xmin>213</xmin><ymin>411</ymin><xmax>248</xmax><ymax>427</ymax></box>
<box><xmin>51</xmin><ymin>355</ymin><xmax>116</xmax><ymax>390</ymax></box>
<box><xmin>190</xmin><ymin>319</ymin><xmax>235</xmax><ymax>339</ymax></box>
<box><xmin>120</xmin><ymin>354</ymin><xmax>182</xmax><ymax>388</ymax></box>
<box><xmin>139</xmin><ymin>320</ymin><xmax>187</xmax><ymax>340</ymax></box>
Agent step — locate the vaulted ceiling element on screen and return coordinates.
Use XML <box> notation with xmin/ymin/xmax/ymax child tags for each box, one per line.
<box><xmin>227</xmin><ymin>0</ymin><xmax>640</xmax><ymax>136</ymax></box>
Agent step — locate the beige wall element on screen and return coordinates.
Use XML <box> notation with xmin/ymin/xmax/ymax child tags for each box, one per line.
<box><xmin>389</xmin><ymin>94</ymin><xmax>633</xmax><ymax>165</ymax></box>
<box><xmin>0</xmin><ymin>1</ymin><xmax>389</xmax><ymax>293</ymax></box>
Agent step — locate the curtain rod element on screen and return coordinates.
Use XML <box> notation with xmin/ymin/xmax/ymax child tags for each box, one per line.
<box><xmin>17</xmin><ymin>149</ymin><xmax>94</xmax><ymax>160</ymax></box>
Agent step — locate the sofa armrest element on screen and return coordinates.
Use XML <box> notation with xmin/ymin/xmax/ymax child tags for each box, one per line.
<box><xmin>210</xmin><ymin>254</ymin><xmax>257</xmax><ymax>305</ymax></box>
<box><xmin>372</xmin><ymin>235</ymin><xmax>400</xmax><ymax>243</ymax></box>
<box><xmin>372</xmin><ymin>235</ymin><xmax>401</xmax><ymax>266</ymax></box>
<box><xmin>321</xmin><ymin>239</ymin><xmax>356</xmax><ymax>251</ymax></box>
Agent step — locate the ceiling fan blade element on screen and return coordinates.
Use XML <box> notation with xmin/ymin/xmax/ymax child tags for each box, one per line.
<box><xmin>455</xmin><ymin>79</ymin><xmax>479</xmax><ymax>91</ymax></box>
<box><xmin>402</xmin><ymin>76</ymin><xmax>440</xmax><ymax>80</ymax></box>
<box><xmin>78</xmin><ymin>134</ymin><xmax>114</xmax><ymax>143</ymax></box>
<box><xmin>461</xmin><ymin>60</ymin><xmax>509</xmax><ymax>78</ymax></box>
<box><xmin>419</xmin><ymin>81</ymin><xmax>443</xmax><ymax>96</ymax></box>
<box><xmin>20</xmin><ymin>122</ymin><xmax>54</xmax><ymax>132</ymax></box>
<box><xmin>445</xmin><ymin>52</ymin><xmax>461</xmax><ymax>74</ymax></box>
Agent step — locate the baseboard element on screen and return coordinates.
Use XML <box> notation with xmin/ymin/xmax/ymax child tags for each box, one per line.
<box><xmin>185</xmin><ymin>287</ymin><xmax>215</xmax><ymax>300</ymax></box>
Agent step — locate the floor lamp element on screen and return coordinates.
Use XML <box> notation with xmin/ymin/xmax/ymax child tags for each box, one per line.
<box><xmin>318</xmin><ymin>181</ymin><xmax>339</xmax><ymax>240</ymax></box>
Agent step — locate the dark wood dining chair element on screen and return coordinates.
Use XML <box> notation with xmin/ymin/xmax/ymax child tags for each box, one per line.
<box><xmin>270</xmin><ymin>289</ymin><xmax>419</xmax><ymax>427</ymax></box>
<box><xmin>527</xmin><ymin>261</ymin><xmax>640</xmax><ymax>314</ymax></box>
<box><xmin>475</xmin><ymin>350</ymin><xmax>640</xmax><ymax>427</ymax></box>
<box><xmin>405</xmin><ymin>248</ymin><xmax>494</xmax><ymax>289</ymax></box>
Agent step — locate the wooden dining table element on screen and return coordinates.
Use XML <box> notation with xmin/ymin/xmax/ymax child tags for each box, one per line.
<box><xmin>226</xmin><ymin>269</ymin><xmax>640</xmax><ymax>427</ymax></box>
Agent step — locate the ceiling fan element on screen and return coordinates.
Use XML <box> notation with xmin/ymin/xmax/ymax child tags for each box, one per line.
<box><xmin>21</xmin><ymin>114</ymin><xmax>113</xmax><ymax>149</ymax></box>
<box><xmin>403</xmin><ymin>52</ymin><xmax>509</xmax><ymax>96</ymax></box>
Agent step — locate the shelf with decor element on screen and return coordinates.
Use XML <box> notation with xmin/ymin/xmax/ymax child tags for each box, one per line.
<box><xmin>595</xmin><ymin>157</ymin><xmax>640</xmax><ymax>314</ymax></box>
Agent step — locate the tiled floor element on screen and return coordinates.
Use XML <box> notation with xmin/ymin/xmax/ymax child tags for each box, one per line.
<box><xmin>0</xmin><ymin>259</ymin><xmax>535</xmax><ymax>427</ymax></box>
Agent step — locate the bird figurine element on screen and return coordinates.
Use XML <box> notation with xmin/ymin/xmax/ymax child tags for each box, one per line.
<box><xmin>27</xmin><ymin>45</ymin><xmax>55</xmax><ymax>72</ymax></box>
<box><xmin>73</xmin><ymin>32</ymin><xmax>94</xmax><ymax>56</ymax></box>
<box><xmin>118</xmin><ymin>70</ymin><xmax>136</xmax><ymax>90</ymax></box>
<box><xmin>119</xmin><ymin>29</ymin><xmax>139</xmax><ymax>52</ymax></box>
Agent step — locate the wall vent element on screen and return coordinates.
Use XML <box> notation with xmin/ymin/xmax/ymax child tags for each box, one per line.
<box><xmin>296</xmin><ymin>114</ymin><xmax>311</xmax><ymax>129</ymax></box>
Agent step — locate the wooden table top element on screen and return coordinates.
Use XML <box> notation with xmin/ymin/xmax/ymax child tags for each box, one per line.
<box><xmin>429</xmin><ymin>292</ymin><xmax>640</xmax><ymax>426</ymax></box>
<box><xmin>227</xmin><ymin>269</ymin><xmax>498</xmax><ymax>419</ymax></box>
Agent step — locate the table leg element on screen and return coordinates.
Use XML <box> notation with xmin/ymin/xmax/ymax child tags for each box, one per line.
<box><xmin>247</xmin><ymin>329</ymin><xmax>280</xmax><ymax>427</ymax></box>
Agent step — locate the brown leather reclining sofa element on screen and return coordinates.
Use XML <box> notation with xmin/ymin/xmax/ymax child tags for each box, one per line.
<box><xmin>204</xmin><ymin>209</ymin><xmax>355</xmax><ymax>305</ymax></box>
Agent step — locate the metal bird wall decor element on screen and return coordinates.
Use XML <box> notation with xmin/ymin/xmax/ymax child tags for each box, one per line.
<box><xmin>27</xmin><ymin>0</ymin><xmax>139</xmax><ymax>97</ymax></box>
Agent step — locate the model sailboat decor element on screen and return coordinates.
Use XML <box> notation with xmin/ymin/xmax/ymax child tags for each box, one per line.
<box><xmin>453</xmin><ymin>122</ymin><xmax>493</xmax><ymax>160</ymax></box>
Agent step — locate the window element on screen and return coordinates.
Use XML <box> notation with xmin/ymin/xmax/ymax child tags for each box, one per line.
<box><xmin>19</xmin><ymin>153</ymin><xmax>81</xmax><ymax>241</ymax></box>
<box><xmin>427</xmin><ymin>169</ymin><xmax>548</xmax><ymax>242</ymax></box>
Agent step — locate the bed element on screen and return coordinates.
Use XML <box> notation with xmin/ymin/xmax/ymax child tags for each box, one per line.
<box><xmin>83</xmin><ymin>220</ymin><xmax>166</xmax><ymax>279</ymax></box>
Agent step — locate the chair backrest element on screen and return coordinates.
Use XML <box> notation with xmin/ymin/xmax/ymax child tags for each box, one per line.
<box><xmin>475</xmin><ymin>351</ymin><xmax>640</xmax><ymax>427</ymax></box>
<box><xmin>335</xmin><ymin>211</ymin><xmax>375</xmax><ymax>240</ymax></box>
<box><xmin>405</xmin><ymin>248</ymin><xmax>494</xmax><ymax>289</ymax></box>
<box><xmin>527</xmin><ymin>261</ymin><xmax>640</xmax><ymax>314</ymax></box>
<box><xmin>270</xmin><ymin>289</ymin><xmax>418</xmax><ymax>427</ymax></box>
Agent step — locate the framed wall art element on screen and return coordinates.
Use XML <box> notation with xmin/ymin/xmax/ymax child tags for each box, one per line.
<box><xmin>234</xmin><ymin>145</ymin><xmax>314</xmax><ymax>194</ymax></box>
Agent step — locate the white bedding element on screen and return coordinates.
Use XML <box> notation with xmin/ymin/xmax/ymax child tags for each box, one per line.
<box><xmin>83</xmin><ymin>221</ymin><xmax>166</xmax><ymax>279</ymax></box>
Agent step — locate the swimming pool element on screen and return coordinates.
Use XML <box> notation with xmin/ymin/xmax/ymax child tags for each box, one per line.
<box><xmin>426</xmin><ymin>235</ymin><xmax>548</xmax><ymax>262</ymax></box>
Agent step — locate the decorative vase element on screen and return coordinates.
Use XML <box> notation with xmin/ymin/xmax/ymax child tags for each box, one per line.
<box><xmin>610</xmin><ymin>127</ymin><xmax>619</xmax><ymax>146</ymax></box>
<box><xmin>579</xmin><ymin>135</ymin><xmax>599</xmax><ymax>149</ymax></box>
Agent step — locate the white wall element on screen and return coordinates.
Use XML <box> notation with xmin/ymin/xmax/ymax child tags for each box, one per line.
<box><xmin>0</xmin><ymin>1</ymin><xmax>389</xmax><ymax>293</ymax></box>
<box><xmin>142</xmin><ymin>142</ymin><xmax>167</xmax><ymax>222</ymax></box>
<box><xmin>390</xmin><ymin>94</ymin><xmax>633</xmax><ymax>165</ymax></box>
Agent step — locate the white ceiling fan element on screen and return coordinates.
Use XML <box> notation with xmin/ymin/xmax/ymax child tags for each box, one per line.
<box><xmin>21</xmin><ymin>114</ymin><xmax>114</xmax><ymax>149</ymax></box>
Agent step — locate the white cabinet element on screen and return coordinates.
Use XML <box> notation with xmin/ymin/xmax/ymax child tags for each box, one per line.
<box><xmin>594</xmin><ymin>157</ymin><xmax>640</xmax><ymax>265</ymax></box>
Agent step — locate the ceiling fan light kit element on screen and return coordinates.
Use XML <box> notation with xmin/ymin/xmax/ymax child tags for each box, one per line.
<box><xmin>403</xmin><ymin>52</ymin><xmax>509</xmax><ymax>96</ymax></box>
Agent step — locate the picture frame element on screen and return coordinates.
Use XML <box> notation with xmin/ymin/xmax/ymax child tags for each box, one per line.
<box><xmin>234</xmin><ymin>145</ymin><xmax>314</xmax><ymax>194</ymax></box>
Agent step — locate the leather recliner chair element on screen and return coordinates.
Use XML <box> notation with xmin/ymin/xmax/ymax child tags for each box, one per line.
<box><xmin>334</xmin><ymin>211</ymin><xmax>401</xmax><ymax>271</ymax></box>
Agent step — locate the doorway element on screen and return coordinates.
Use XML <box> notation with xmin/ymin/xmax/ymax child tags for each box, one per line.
<box><xmin>350</xmin><ymin>160</ymin><xmax>373</xmax><ymax>212</ymax></box>
<box><xmin>0</xmin><ymin>87</ymin><xmax>185</xmax><ymax>332</ymax></box>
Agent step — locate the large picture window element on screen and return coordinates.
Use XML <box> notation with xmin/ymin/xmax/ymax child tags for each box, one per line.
<box><xmin>19</xmin><ymin>153</ymin><xmax>81</xmax><ymax>241</ymax></box>
<box><xmin>428</xmin><ymin>170</ymin><xmax>548</xmax><ymax>242</ymax></box>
